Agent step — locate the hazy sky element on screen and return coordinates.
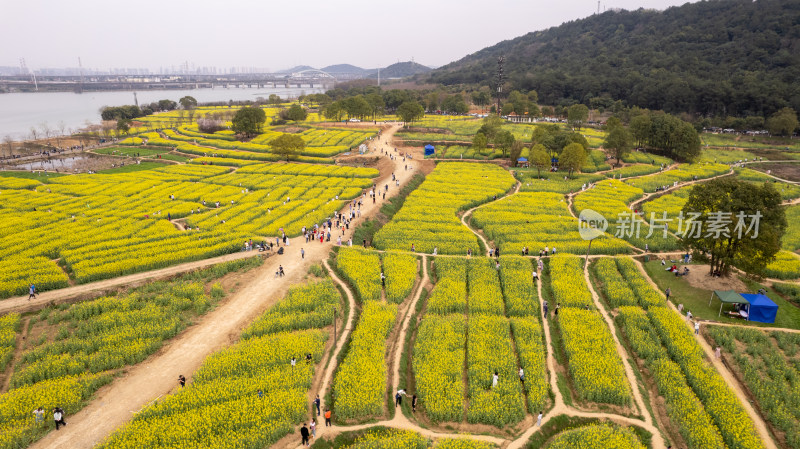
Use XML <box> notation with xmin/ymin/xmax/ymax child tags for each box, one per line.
<box><xmin>3</xmin><ymin>0</ymin><xmax>695</xmax><ymax>72</ymax></box>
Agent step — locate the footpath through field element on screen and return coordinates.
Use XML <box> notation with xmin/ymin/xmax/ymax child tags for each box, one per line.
<box><xmin>27</xmin><ymin>125</ymin><xmax>420</xmax><ymax>449</ymax></box>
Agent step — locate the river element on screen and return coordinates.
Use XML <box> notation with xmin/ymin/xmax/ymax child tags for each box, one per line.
<box><xmin>0</xmin><ymin>86</ymin><xmax>323</xmax><ymax>141</ymax></box>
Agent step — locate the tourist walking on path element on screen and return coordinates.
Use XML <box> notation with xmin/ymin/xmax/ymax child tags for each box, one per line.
<box><xmin>665</xmin><ymin>287</ymin><xmax>671</xmax><ymax>301</ymax></box>
<box><xmin>694</xmin><ymin>320</ymin><xmax>700</xmax><ymax>335</ymax></box>
<box><xmin>300</xmin><ymin>423</ymin><xmax>310</xmax><ymax>446</ymax></box>
<box><xmin>314</xmin><ymin>395</ymin><xmax>321</xmax><ymax>416</ymax></box>
<box><xmin>53</xmin><ymin>407</ymin><xmax>67</xmax><ymax>430</ymax></box>
<box><xmin>28</xmin><ymin>284</ymin><xmax>36</xmax><ymax>300</ymax></box>
<box><xmin>543</xmin><ymin>301</ymin><xmax>548</xmax><ymax>318</ymax></box>
<box><xmin>310</xmin><ymin>419</ymin><xmax>316</xmax><ymax>438</ymax></box>
<box><xmin>324</xmin><ymin>409</ymin><xmax>332</xmax><ymax>426</ymax></box>
<box><xmin>537</xmin><ymin>411</ymin><xmax>543</xmax><ymax>426</ymax></box>
<box><xmin>715</xmin><ymin>346</ymin><xmax>721</xmax><ymax>359</ymax></box>
<box><xmin>301</xmin><ymin>248</ymin><xmax>305</xmax><ymax>259</ymax></box>
<box><xmin>178</xmin><ymin>375</ymin><xmax>186</xmax><ymax>387</ymax></box>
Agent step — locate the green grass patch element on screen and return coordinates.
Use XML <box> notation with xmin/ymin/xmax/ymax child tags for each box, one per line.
<box><xmin>94</xmin><ymin>146</ymin><xmax>169</xmax><ymax>157</ymax></box>
<box><xmin>0</xmin><ymin>171</ymin><xmax>67</xmax><ymax>182</ymax></box>
<box><xmin>642</xmin><ymin>259</ymin><xmax>800</xmax><ymax>330</ymax></box>
<box><xmin>97</xmin><ymin>161</ymin><xmax>168</xmax><ymax>173</ymax></box>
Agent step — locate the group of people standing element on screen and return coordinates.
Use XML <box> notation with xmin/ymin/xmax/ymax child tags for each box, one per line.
<box><xmin>32</xmin><ymin>407</ymin><xmax>67</xmax><ymax>430</ymax></box>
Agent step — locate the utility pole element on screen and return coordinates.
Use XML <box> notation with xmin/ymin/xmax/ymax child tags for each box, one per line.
<box><xmin>377</xmin><ymin>68</ymin><xmax>380</xmax><ymax>87</ymax></box>
<box><xmin>78</xmin><ymin>57</ymin><xmax>85</xmax><ymax>93</ymax></box>
<box><xmin>133</xmin><ymin>92</ymin><xmax>139</xmax><ymax>108</ymax></box>
<box><xmin>494</xmin><ymin>56</ymin><xmax>505</xmax><ymax>114</ymax></box>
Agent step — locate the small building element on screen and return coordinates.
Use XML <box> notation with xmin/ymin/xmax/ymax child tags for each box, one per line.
<box><xmin>424</xmin><ymin>144</ymin><xmax>435</xmax><ymax>157</ymax></box>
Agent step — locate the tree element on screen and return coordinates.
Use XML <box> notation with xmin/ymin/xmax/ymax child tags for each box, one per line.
<box><xmin>559</xmin><ymin>143</ymin><xmax>587</xmax><ymax>177</ymax></box>
<box><xmin>342</xmin><ymin>95</ymin><xmax>371</xmax><ymax>119</ymax></box>
<box><xmin>268</xmin><ymin>94</ymin><xmax>282</xmax><ymax>105</ymax></box>
<box><xmin>365</xmin><ymin>93</ymin><xmax>385</xmax><ymax>120</ymax></box>
<box><xmin>425</xmin><ymin>92</ymin><xmax>440</xmax><ymax>111</ymax></box>
<box><xmin>397</xmin><ymin>101</ymin><xmax>424</xmax><ymax>125</ymax></box>
<box><xmin>285</xmin><ymin>104</ymin><xmax>308</xmax><ymax>121</ymax></box>
<box><xmin>179</xmin><ymin>96</ymin><xmax>198</xmax><ymax>110</ymax></box>
<box><xmin>510</xmin><ymin>140</ymin><xmax>524</xmax><ymax>163</ymax></box>
<box><xmin>767</xmin><ymin>107</ymin><xmax>798</xmax><ymax>137</ymax></box>
<box><xmin>269</xmin><ymin>133</ymin><xmax>305</xmax><ymax>161</ymax></box>
<box><xmin>567</xmin><ymin>104</ymin><xmax>589</xmax><ymax>130</ymax></box>
<box><xmin>682</xmin><ymin>178</ymin><xmax>785</xmax><ymax>277</ymax></box>
<box><xmin>231</xmin><ymin>107</ymin><xmax>266</xmax><ymax>138</ymax></box>
<box><xmin>116</xmin><ymin>119</ymin><xmax>131</xmax><ymax>135</ymax></box>
<box><xmin>324</xmin><ymin>102</ymin><xmax>345</xmax><ymax>121</ymax></box>
<box><xmin>158</xmin><ymin>99</ymin><xmax>178</xmax><ymax>111</ymax></box>
<box><xmin>472</xmin><ymin>133</ymin><xmax>487</xmax><ymax>152</ymax></box>
<box><xmin>441</xmin><ymin>94</ymin><xmax>468</xmax><ymax>114</ymax></box>
<box><xmin>494</xmin><ymin>130</ymin><xmax>515</xmax><ymax>157</ymax></box>
<box><xmin>531</xmin><ymin>144</ymin><xmax>550</xmax><ymax>178</ymax></box>
<box><xmin>603</xmin><ymin>120</ymin><xmax>633</xmax><ymax>165</ymax></box>
<box><xmin>629</xmin><ymin>114</ymin><xmax>651</xmax><ymax>148</ymax></box>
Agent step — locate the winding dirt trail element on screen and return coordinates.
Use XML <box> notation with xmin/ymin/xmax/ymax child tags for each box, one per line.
<box><xmin>0</xmin><ymin>251</ymin><xmax>262</xmax><ymax>315</ymax></box>
<box><xmin>27</xmin><ymin>125</ymin><xmax>420</xmax><ymax>449</ymax></box>
<box><xmin>583</xmin><ymin>267</ymin><xmax>653</xmax><ymax>426</ymax></box>
<box><xmin>460</xmin><ymin>180</ymin><xmax>521</xmax><ymax>253</ymax></box>
<box><xmin>630</xmin><ymin>257</ymin><xmax>778</xmax><ymax>449</ymax></box>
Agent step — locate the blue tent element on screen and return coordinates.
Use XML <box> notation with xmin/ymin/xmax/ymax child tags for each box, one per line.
<box><xmin>740</xmin><ymin>293</ymin><xmax>778</xmax><ymax>324</ymax></box>
<box><xmin>517</xmin><ymin>157</ymin><xmax>528</xmax><ymax>162</ymax></box>
<box><xmin>424</xmin><ymin>144</ymin><xmax>435</xmax><ymax>156</ymax></box>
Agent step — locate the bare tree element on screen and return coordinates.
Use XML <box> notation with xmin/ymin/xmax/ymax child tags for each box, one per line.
<box><xmin>2</xmin><ymin>135</ymin><xmax>13</xmax><ymax>159</ymax></box>
<box><xmin>30</xmin><ymin>127</ymin><xmax>39</xmax><ymax>142</ymax></box>
<box><xmin>39</xmin><ymin>122</ymin><xmax>51</xmax><ymax>145</ymax></box>
<box><xmin>57</xmin><ymin>120</ymin><xmax>67</xmax><ymax>148</ymax></box>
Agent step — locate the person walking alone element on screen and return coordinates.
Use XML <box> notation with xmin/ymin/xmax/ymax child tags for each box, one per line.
<box><xmin>324</xmin><ymin>408</ymin><xmax>332</xmax><ymax>426</ymax></box>
<box><xmin>694</xmin><ymin>320</ymin><xmax>700</xmax><ymax>335</ymax></box>
<box><xmin>665</xmin><ymin>287</ymin><xmax>671</xmax><ymax>301</ymax></box>
<box><xmin>301</xmin><ymin>248</ymin><xmax>305</xmax><ymax>259</ymax></box>
<box><xmin>314</xmin><ymin>394</ymin><xmax>321</xmax><ymax>416</ymax></box>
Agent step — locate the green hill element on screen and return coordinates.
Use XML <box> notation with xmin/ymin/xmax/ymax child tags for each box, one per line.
<box><xmin>428</xmin><ymin>0</ymin><xmax>800</xmax><ymax>118</ymax></box>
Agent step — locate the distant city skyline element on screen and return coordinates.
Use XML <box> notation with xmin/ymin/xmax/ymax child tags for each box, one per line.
<box><xmin>2</xmin><ymin>0</ymin><xmax>696</xmax><ymax>73</ymax></box>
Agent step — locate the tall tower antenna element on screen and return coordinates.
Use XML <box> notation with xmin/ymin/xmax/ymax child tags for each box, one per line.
<box><xmin>597</xmin><ymin>1</ymin><xmax>600</xmax><ymax>14</ymax></box>
<box><xmin>78</xmin><ymin>57</ymin><xmax>84</xmax><ymax>93</ymax></box>
<box><xmin>494</xmin><ymin>55</ymin><xmax>505</xmax><ymax>114</ymax></box>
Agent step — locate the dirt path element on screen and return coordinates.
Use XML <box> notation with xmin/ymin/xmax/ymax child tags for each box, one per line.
<box><xmin>583</xmin><ymin>267</ymin><xmax>652</xmax><ymax>425</ymax></box>
<box><xmin>630</xmin><ymin>257</ymin><xmax>778</xmax><ymax>449</ymax></box>
<box><xmin>460</xmin><ymin>180</ymin><xmax>521</xmax><ymax>254</ymax></box>
<box><xmin>0</xmin><ymin>251</ymin><xmax>262</xmax><ymax>315</ymax></box>
<box><xmin>628</xmin><ymin>169</ymin><xmax>734</xmax><ymax>211</ymax></box>
<box><xmin>28</xmin><ymin>125</ymin><xmax>421</xmax><ymax>449</ymax></box>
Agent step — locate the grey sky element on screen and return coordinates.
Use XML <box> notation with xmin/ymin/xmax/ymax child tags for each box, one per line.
<box><xmin>3</xmin><ymin>0</ymin><xmax>695</xmax><ymax>72</ymax></box>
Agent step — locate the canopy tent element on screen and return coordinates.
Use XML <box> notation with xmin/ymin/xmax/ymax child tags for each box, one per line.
<box><xmin>517</xmin><ymin>157</ymin><xmax>528</xmax><ymax>162</ymax></box>
<box><xmin>740</xmin><ymin>294</ymin><xmax>778</xmax><ymax>324</ymax></box>
<box><xmin>424</xmin><ymin>144</ymin><xmax>435</xmax><ymax>156</ymax></box>
<box><xmin>709</xmin><ymin>290</ymin><xmax>747</xmax><ymax>317</ymax></box>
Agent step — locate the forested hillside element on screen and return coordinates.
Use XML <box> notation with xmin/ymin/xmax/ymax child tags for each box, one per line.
<box><xmin>428</xmin><ymin>0</ymin><xmax>800</xmax><ymax>118</ymax></box>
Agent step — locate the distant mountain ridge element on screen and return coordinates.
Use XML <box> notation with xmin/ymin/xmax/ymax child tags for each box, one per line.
<box><xmin>365</xmin><ymin>61</ymin><xmax>431</xmax><ymax>79</ymax></box>
<box><xmin>276</xmin><ymin>61</ymin><xmax>431</xmax><ymax>80</ymax></box>
<box><xmin>428</xmin><ymin>0</ymin><xmax>800</xmax><ymax>117</ymax></box>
